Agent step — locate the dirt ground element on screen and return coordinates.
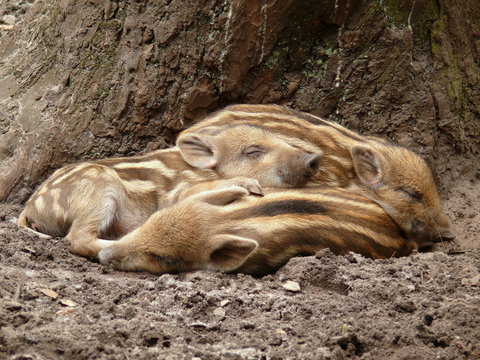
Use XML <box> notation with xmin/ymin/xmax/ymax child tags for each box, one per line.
<box><xmin>0</xmin><ymin>178</ymin><xmax>479</xmax><ymax>360</ymax></box>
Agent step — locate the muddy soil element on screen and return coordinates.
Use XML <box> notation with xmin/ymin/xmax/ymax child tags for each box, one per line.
<box><xmin>0</xmin><ymin>177</ymin><xmax>479</xmax><ymax>360</ymax></box>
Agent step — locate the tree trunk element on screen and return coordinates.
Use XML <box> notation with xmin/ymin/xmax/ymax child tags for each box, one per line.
<box><xmin>1</xmin><ymin>0</ymin><xmax>478</xmax><ymax>202</ymax></box>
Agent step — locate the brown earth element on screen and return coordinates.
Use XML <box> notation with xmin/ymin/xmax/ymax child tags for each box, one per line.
<box><xmin>0</xmin><ymin>0</ymin><xmax>479</xmax><ymax>359</ymax></box>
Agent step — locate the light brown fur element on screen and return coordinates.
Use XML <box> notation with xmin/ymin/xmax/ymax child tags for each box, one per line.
<box><xmin>181</xmin><ymin>104</ymin><xmax>454</xmax><ymax>246</ymax></box>
<box><xmin>98</xmin><ymin>185</ymin><xmax>417</xmax><ymax>276</ymax></box>
<box><xmin>18</xmin><ymin>125</ymin><xmax>320</xmax><ymax>258</ymax></box>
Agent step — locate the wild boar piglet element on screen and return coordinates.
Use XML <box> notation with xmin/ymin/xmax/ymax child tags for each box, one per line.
<box><xmin>98</xmin><ymin>184</ymin><xmax>419</xmax><ymax>276</ymax></box>
<box><xmin>182</xmin><ymin>104</ymin><xmax>454</xmax><ymax>247</ymax></box>
<box><xmin>18</xmin><ymin>124</ymin><xmax>321</xmax><ymax>259</ymax></box>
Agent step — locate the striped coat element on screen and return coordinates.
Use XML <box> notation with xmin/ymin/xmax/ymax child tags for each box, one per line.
<box><xmin>98</xmin><ymin>186</ymin><xmax>417</xmax><ymax>276</ymax></box>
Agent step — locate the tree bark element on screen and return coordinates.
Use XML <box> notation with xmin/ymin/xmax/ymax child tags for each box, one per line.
<box><xmin>0</xmin><ymin>0</ymin><xmax>478</xmax><ymax>202</ymax></box>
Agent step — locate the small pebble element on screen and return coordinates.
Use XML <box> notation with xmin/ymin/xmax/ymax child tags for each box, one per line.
<box><xmin>282</xmin><ymin>280</ymin><xmax>301</xmax><ymax>292</ymax></box>
<box><xmin>1</xmin><ymin>15</ymin><xmax>16</xmax><ymax>25</ymax></box>
<box><xmin>213</xmin><ymin>307</ymin><xmax>226</xmax><ymax>319</ymax></box>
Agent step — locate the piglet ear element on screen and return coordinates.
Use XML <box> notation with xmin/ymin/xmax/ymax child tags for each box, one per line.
<box><xmin>207</xmin><ymin>234</ymin><xmax>258</xmax><ymax>271</ymax></box>
<box><xmin>176</xmin><ymin>133</ymin><xmax>219</xmax><ymax>169</ymax></box>
<box><xmin>351</xmin><ymin>146</ymin><xmax>385</xmax><ymax>188</ymax></box>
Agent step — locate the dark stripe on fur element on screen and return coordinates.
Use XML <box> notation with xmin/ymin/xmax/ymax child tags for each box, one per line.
<box><xmin>232</xmin><ymin>199</ymin><xmax>326</xmax><ymax>219</ymax></box>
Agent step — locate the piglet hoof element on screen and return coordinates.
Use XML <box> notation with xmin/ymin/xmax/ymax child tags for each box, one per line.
<box><xmin>98</xmin><ymin>247</ymin><xmax>115</xmax><ymax>265</ymax></box>
<box><xmin>226</xmin><ymin>177</ymin><xmax>264</xmax><ymax>196</ymax></box>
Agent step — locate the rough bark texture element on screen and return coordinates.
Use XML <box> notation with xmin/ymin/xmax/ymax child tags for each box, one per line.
<box><xmin>1</xmin><ymin>0</ymin><xmax>478</xmax><ymax>203</ymax></box>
